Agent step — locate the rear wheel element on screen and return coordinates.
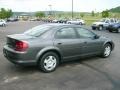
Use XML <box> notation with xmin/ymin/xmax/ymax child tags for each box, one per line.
<box><xmin>101</xmin><ymin>44</ymin><xmax>111</xmax><ymax>58</ymax></box>
<box><xmin>68</xmin><ymin>22</ymin><xmax>71</xmax><ymax>24</ymax></box>
<box><xmin>37</xmin><ymin>52</ymin><xmax>59</xmax><ymax>73</ymax></box>
<box><xmin>79</xmin><ymin>22</ymin><xmax>82</xmax><ymax>25</ymax></box>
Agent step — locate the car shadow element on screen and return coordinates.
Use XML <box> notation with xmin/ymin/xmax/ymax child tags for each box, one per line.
<box><xmin>6</xmin><ymin>56</ymin><xmax>120</xmax><ymax>90</ymax></box>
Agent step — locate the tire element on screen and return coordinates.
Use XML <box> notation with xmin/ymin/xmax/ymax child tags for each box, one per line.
<box><xmin>109</xmin><ymin>30</ymin><xmax>112</xmax><ymax>32</ymax></box>
<box><xmin>2</xmin><ymin>24</ymin><xmax>5</xmax><ymax>27</ymax></box>
<box><xmin>79</xmin><ymin>22</ymin><xmax>82</xmax><ymax>25</ymax></box>
<box><xmin>101</xmin><ymin>44</ymin><xmax>112</xmax><ymax>58</ymax></box>
<box><xmin>117</xmin><ymin>28</ymin><xmax>120</xmax><ymax>33</ymax></box>
<box><xmin>37</xmin><ymin>52</ymin><xmax>59</xmax><ymax>73</ymax></box>
<box><xmin>98</xmin><ymin>26</ymin><xmax>103</xmax><ymax>30</ymax></box>
<box><xmin>92</xmin><ymin>27</ymin><xmax>96</xmax><ymax>30</ymax></box>
<box><xmin>68</xmin><ymin>22</ymin><xmax>71</xmax><ymax>24</ymax></box>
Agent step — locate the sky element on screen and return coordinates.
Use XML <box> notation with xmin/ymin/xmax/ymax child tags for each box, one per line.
<box><xmin>0</xmin><ymin>0</ymin><xmax>120</xmax><ymax>12</ymax></box>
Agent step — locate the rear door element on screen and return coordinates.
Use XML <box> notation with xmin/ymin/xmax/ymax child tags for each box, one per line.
<box><xmin>53</xmin><ymin>27</ymin><xmax>83</xmax><ymax>60</ymax></box>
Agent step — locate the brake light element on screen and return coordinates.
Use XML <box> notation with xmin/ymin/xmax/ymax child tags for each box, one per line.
<box><xmin>15</xmin><ymin>41</ymin><xmax>28</xmax><ymax>51</ymax></box>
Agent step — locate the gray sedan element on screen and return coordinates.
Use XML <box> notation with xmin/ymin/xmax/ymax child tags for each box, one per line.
<box><xmin>3</xmin><ymin>24</ymin><xmax>114</xmax><ymax>73</ymax></box>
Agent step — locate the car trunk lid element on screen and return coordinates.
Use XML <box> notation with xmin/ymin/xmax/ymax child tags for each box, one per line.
<box><xmin>6</xmin><ymin>34</ymin><xmax>34</xmax><ymax>49</ymax></box>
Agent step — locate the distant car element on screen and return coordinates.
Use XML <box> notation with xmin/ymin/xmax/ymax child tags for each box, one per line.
<box><xmin>107</xmin><ymin>22</ymin><xmax>120</xmax><ymax>33</ymax></box>
<box><xmin>3</xmin><ymin>24</ymin><xmax>114</xmax><ymax>72</ymax></box>
<box><xmin>92</xmin><ymin>18</ymin><xmax>118</xmax><ymax>30</ymax></box>
<box><xmin>7</xmin><ymin>18</ymin><xmax>18</xmax><ymax>22</ymax></box>
<box><xmin>52</xmin><ymin>19</ymin><xmax>59</xmax><ymax>23</ymax></box>
<box><xmin>57</xmin><ymin>19</ymin><xmax>67</xmax><ymax>23</ymax></box>
<box><xmin>52</xmin><ymin>19</ymin><xmax>67</xmax><ymax>23</ymax></box>
<box><xmin>67</xmin><ymin>19</ymin><xmax>85</xmax><ymax>25</ymax></box>
<box><xmin>29</xmin><ymin>18</ymin><xmax>37</xmax><ymax>21</ymax></box>
<box><xmin>0</xmin><ymin>19</ymin><xmax>7</xmax><ymax>27</ymax></box>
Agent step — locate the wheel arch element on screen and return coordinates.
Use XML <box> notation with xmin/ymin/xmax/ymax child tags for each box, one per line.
<box><xmin>99</xmin><ymin>24</ymin><xmax>103</xmax><ymax>27</ymax></box>
<box><xmin>103</xmin><ymin>41</ymin><xmax>114</xmax><ymax>51</ymax></box>
<box><xmin>36</xmin><ymin>47</ymin><xmax>62</xmax><ymax>63</ymax></box>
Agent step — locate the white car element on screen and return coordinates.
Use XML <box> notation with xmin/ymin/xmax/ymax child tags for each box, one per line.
<box><xmin>0</xmin><ymin>19</ymin><xmax>7</xmax><ymax>26</ymax></box>
<box><xmin>52</xmin><ymin>19</ymin><xmax>59</xmax><ymax>23</ymax></box>
<box><xmin>67</xmin><ymin>19</ymin><xmax>85</xmax><ymax>25</ymax></box>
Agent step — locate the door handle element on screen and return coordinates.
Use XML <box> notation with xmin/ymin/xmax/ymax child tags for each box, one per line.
<box><xmin>57</xmin><ymin>43</ymin><xmax>62</xmax><ymax>45</ymax></box>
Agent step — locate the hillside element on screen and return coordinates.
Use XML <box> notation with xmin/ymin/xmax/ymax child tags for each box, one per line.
<box><xmin>109</xmin><ymin>6</ymin><xmax>120</xmax><ymax>13</ymax></box>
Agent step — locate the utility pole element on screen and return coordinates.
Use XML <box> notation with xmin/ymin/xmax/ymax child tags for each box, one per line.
<box><xmin>48</xmin><ymin>4</ymin><xmax>52</xmax><ymax>15</ymax></box>
<box><xmin>72</xmin><ymin>0</ymin><xmax>73</xmax><ymax>19</ymax></box>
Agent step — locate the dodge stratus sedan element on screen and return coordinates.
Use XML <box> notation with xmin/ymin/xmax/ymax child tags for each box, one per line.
<box><xmin>3</xmin><ymin>24</ymin><xmax>114</xmax><ymax>72</ymax></box>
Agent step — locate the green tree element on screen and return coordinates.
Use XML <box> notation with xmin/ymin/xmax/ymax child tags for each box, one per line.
<box><xmin>102</xmin><ymin>10</ymin><xmax>109</xmax><ymax>18</ymax></box>
<box><xmin>91</xmin><ymin>11</ymin><xmax>95</xmax><ymax>17</ymax></box>
<box><xmin>80</xmin><ymin>13</ymin><xmax>84</xmax><ymax>18</ymax></box>
<box><xmin>0</xmin><ymin>8</ymin><xmax>6</xmax><ymax>19</ymax></box>
<box><xmin>6</xmin><ymin>9</ymin><xmax>13</xmax><ymax>19</ymax></box>
<box><xmin>0</xmin><ymin>8</ymin><xmax>13</xmax><ymax>19</ymax></box>
<box><xmin>35</xmin><ymin>12</ymin><xmax>45</xmax><ymax>18</ymax></box>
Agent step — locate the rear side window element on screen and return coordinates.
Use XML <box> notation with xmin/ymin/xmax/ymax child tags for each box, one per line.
<box><xmin>55</xmin><ymin>28</ymin><xmax>77</xmax><ymax>39</ymax></box>
<box><xmin>76</xmin><ymin>28</ymin><xmax>96</xmax><ymax>38</ymax></box>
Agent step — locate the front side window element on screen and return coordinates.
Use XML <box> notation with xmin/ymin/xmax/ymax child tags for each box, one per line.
<box><xmin>76</xmin><ymin>28</ymin><xmax>96</xmax><ymax>38</ymax></box>
<box><xmin>55</xmin><ymin>28</ymin><xmax>77</xmax><ymax>39</ymax></box>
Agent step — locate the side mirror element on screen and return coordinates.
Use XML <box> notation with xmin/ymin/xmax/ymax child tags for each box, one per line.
<box><xmin>94</xmin><ymin>35</ymin><xmax>99</xmax><ymax>39</ymax></box>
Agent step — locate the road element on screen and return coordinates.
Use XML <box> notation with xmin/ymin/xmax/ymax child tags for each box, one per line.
<box><xmin>0</xmin><ymin>21</ymin><xmax>120</xmax><ymax>90</ymax></box>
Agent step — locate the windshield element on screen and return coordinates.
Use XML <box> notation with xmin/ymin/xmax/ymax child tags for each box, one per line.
<box><xmin>24</xmin><ymin>25</ymin><xmax>52</xmax><ymax>37</ymax></box>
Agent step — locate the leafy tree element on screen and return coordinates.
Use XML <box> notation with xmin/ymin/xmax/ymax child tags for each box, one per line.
<box><xmin>102</xmin><ymin>10</ymin><xmax>109</xmax><ymax>18</ymax></box>
<box><xmin>91</xmin><ymin>11</ymin><xmax>95</xmax><ymax>17</ymax></box>
<box><xmin>58</xmin><ymin>14</ymin><xmax>62</xmax><ymax>18</ymax></box>
<box><xmin>0</xmin><ymin>8</ymin><xmax>13</xmax><ymax>19</ymax></box>
<box><xmin>80</xmin><ymin>13</ymin><xmax>84</xmax><ymax>18</ymax></box>
<box><xmin>6</xmin><ymin>9</ymin><xmax>13</xmax><ymax>19</ymax></box>
<box><xmin>35</xmin><ymin>12</ymin><xmax>45</xmax><ymax>18</ymax></box>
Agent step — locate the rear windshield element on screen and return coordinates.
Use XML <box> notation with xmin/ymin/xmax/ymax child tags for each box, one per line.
<box><xmin>24</xmin><ymin>25</ymin><xmax>52</xmax><ymax>37</ymax></box>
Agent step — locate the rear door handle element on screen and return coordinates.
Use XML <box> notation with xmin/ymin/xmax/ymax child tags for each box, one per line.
<box><xmin>57</xmin><ymin>43</ymin><xmax>62</xmax><ymax>45</ymax></box>
<box><xmin>84</xmin><ymin>41</ymin><xmax>87</xmax><ymax>44</ymax></box>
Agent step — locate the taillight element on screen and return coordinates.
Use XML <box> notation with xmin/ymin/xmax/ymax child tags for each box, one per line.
<box><xmin>15</xmin><ymin>41</ymin><xmax>28</xmax><ymax>51</ymax></box>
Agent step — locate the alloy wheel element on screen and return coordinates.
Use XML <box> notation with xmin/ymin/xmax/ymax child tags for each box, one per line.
<box><xmin>43</xmin><ymin>56</ymin><xmax>57</xmax><ymax>71</ymax></box>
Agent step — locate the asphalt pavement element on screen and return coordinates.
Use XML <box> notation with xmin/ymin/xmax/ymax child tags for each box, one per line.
<box><xmin>0</xmin><ymin>21</ymin><xmax>120</xmax><ymax>90</ymax></box>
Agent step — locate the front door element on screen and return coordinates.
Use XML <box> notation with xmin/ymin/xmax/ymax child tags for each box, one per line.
<box><xmin>75</xmin><ymin>27</ymin><xmax>103</xmax><ymax>55</ymax></box>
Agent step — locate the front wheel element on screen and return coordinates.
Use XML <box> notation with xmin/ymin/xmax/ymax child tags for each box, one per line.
<box><xmin>101</xmin><ymin>44</ymin><xmax>111</xmax><ymax>58</ymax></box>
<box><xmin>79</xmin><ymin>22</ymin><xmax>82</xmax><ymax>25</ymax></box>
<box><xmin>98</xmin><ymin>26</ymin><xmax>103</xmax><ymax>30</ymax></box>
<box><xmin>109</xmin><ymin>30</ymin><xmax>112</xmax><ymax>32</ymax></box>
<box><xmin>2</xmin><ymin>24</ymin><xmax>6</xmax><ymax>27</ymax></box>
<box><xmin>37</xmin><ymin>52</ymin><xmax>59</xmax><ymax>73</ymax></box>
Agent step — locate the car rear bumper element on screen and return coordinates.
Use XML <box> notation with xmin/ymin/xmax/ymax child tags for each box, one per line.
<box><xmin>3</xmin><ymin>45</ymin><xmax>36</xmax><ymax>66</ymax></box>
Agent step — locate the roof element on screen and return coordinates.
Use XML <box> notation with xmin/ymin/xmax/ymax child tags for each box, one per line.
<box><xmin>41</xmin><ymin>23</ymin><xmax>82</xmax><ymax>27</ymax></box>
